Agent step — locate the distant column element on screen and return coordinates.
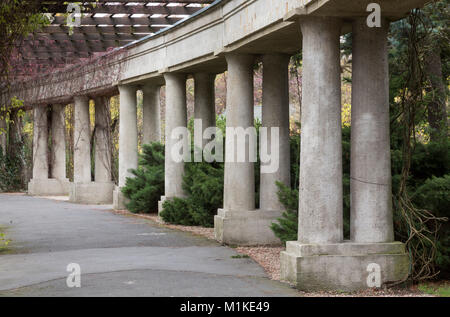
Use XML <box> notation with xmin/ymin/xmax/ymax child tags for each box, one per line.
<box><xmin>94</xmin><ymin>96</ymin><xmax>112</xmax><ymax>183</ymax></box>
<box><xmin>73</xmin><ymin>96</ymin><xmax>91</xmax><ymax>184</ymax></box>
<box><xmin>117</xmin><ymin>86</ymin><xmax>138</xmax><ymax>188</ymax></box>
<box><xmin>32</xmin><ymin>106</ymin><xmax>49</xmax><ymax>180</ymax></box>
<box><xmin>194</xmin><ymin>72</ymin><xmax>216</xmax><ymax>148</ymax></box>
<box><xmin>260</xmin><ymin>54</ymin><xmax>291</xmax><ymax>211</ymax></box>
<box><xmin>51</xmin><ymin>104</ymin><xmax>67</xmax><ymax>180</ymax></box>
<box><xmin>0</xmin><ymin>115</ymin><xmax>6</xmax><ymax>155</ymax></box>
<box><xmin>142</xmin><ymin>85</ymin><xmax>161</xmax><ymax>145</ymax></box>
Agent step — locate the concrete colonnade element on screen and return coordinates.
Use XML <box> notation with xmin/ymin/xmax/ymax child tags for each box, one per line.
<box><xmin>24</xmin><ymin>8</ymin><xmax>411</xmax><ymax>291</ymax></box>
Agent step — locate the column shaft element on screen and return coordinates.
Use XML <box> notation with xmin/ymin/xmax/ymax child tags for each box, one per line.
<box><xmin>0</xmin><ymin>116</ymin><xmax>6</xmax><ymax>154</ymax></box>
<box><xmin>164</xmin><ymin>73</ymin><xmax>187</xmax><ymax>198</ymax></box>
<box><xmin>142</xmin><ymin>85</ymin><xmax>161</xmax><ymax>145</ymax></box>
<box><xmin>51</xmin><ymin>104</ymin><xmax>66</xmax><ymax>180</ymax></box>
<box><xmin>260</xmin><ymin>54</ymin><xmax>291</xmax><ymax>211</ymax></box>
<box><xmin>94</xmin><ymin>96</ymin><xmax>112</xmax><ymax>183</ymax></box>
<box><xmin>73</xmin><ymin>96</ymin><xmax>91</xmax><ymax>183</ymax></box>
<box><xmin>298</xmin><ymin>17</ymin><xmax>343</xmax><ymax>244</ymax></box>
<box><xmin>194</xmin><ymin>72</ymin><xmax>216</xmax><ymax>146</ymax></box>
<box><xmin>118</xmin><ymin>86</ymin><xmax>138</xmax><ymax>187</ymax></box>
<box><xmin>223</xmin><ymin>54</ymin><xmax>255</xmax><ymax>211</ymax></box>
<box><xmin>350</xmin><ymin>18</ymin><xmax>394</xmax><ymax>243</ymax></box>
<box><xmin>32</xmin><ymin>106</ymin><xmax>49</xmax><ymax>180</ymax></box>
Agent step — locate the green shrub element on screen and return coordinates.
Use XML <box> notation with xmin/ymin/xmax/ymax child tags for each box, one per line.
<box><xmin>0</xmin><ymin>147</ymin><xmax>24</xmax><ymax>192</ymax></box>
<box><xmin>160</xmin><ymin>161</ymin><xmax>224</xmax><ymax>227</ymax></box>
<box><xmin>411</xmin><ymin>175</ymin><xmax>450</xmax><ymax>275</ymax></box>
<box><xmin>270</xmin><ymin>182</ymin><xmax>298</xmax><ymax>243</ymax></box>
<box><xmin>121</xmin><ymin>142</ymin><xmax>164</xmax><ymax>213</ymax></box>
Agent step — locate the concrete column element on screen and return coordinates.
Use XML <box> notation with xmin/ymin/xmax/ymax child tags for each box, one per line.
<box><xmin>223</xmin><ymin>54</ymin><xmax>255</xmax><ymax>212</ymax></box>
<box><xmin>71</xmin><ymin>96</ymin><xmax>114</xmax><ymax>204</ymax></box>
<box><xmin>142</xmin><ymin>85</ymin><xmax>161</xmax><ymax>145</ymax></box>
<box><xmin>51</xmin><ymin>104</ymin><xmax>66</xmax><ymax>180</ymax></box>
<box><xmin>73</xmin><ymin>96</ymin><xmax>91</xmax><ymax>183</ymax></box>
<box><xmin>281</xmin><ymin>16</ymin><xmax>408</xmax><ymax>292</ymax></box>
<box><xmin>113</xmin><ymin>86</ymin><xmax>138</xmax><ymax>209</ymax></box>
<box><xmin>215</xmin><ymin>54</ymin><xmax>281</xmax><ymax>245</ymax></box>
<box><xmin>32</xmin><ymin>106</ymin><xmax>49</xmax><ymax>180</ymax></box>
<box><xmin>118</xmin><ymin>86</ymin><xmax>138</xmax><ymax>187</ymax></box>
<box><xmin>29</xmin><ymin>105</ymin><xmax>70</xmax><ymax>196</ymax></box>
<box><xmin>194</xmin><ymin>72</ymin><xmax>216</xmax><ymax>146</ymax></box>
<box><xmin>94</xmin><ymin>96</ymin><xmax>112</xmax><ymax>183</ymax></box>
<box><xmin>0</xmin><ymin>115</ymin><xmax>6</xmax><ymax>155</ymax></box>
<box><xmin>162</xmin><ymin>73</ymin><xmax>187</xmax><ymax>200</ymax></box>
<box><xmin>350</xmin><ymin>18</ymin><xmax>394</xmax><ymax>243</ymax></box>
<box><xmin>297</xmin><ymin>17</ymin><xmax>343</xmax><ymax>244</ymax></box>
<box><xmin>260</xmin><ymin>54</ymin><xmax>291</xmax><ymax>211</ymax></box>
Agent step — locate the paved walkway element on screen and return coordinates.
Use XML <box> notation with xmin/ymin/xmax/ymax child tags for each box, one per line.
<box><xmin>0</xmin><ymin>194</ymin><xmax>298</xmax><ymax>297</ymax></box>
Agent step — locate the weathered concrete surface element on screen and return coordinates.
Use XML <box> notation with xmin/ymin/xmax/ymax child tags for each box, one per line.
<box><xmin>69</xmin><ymin>182</ymin><xmax>114</xmax><ymax>205</ymax></box>
<box><xmin>350</xmin><ymin>18</ymin><xmax>394</xmax><ymax>243</ymax></box>
<box><xmin>28</xmin><ymin>179</ymin><xmax>71</xmax><ymax>197</ymax></box>
<box><xmin>0</xmin><ymin>194</ymin><xmax>299</xmax><ymax>297</ymax></box>
<box><xmin>280</xmin><ymin>241</ymin><xmax>409</xmax><ymax>291</ymax></box>
<box><xmin>297</xmin><ymin>17</ymin><xmax>343</xmax><ymax>244</ymax></box>
<box><xmin>215</xmin><ymin>209</ymin><xmax>282</xmax><ymax>246</ymax></box>
<box><xmin>113</xmin><ymin>186</ymin><xmax>129</xmax><ymax>211</ymax></box>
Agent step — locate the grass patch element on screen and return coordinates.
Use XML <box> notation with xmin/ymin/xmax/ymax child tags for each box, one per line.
<box><xmin>0</xmin><ymin>226</ymin><xmax>11</xmax><ymax>253</ymax></box>
<box><xmin>418</xmin><ymin>282</ymin><xmax>450</xmax><ymax>297</ymax></box>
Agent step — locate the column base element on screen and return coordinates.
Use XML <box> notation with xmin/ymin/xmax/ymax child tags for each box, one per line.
<box><xmin>69</xmin><ymin>182</ymin><xmax>114</xmax><ymax>204</ymax></box>
<box><xmin>113</xmin><ymin>186</ymin><xmax>130</xmax><ymax>210</ymax></box>
<box><xmin>157</xmin><ymin>196</ymin><xmax>167</xmax><ymax>215</ymax></box>
<box><xmin>280</xmin><ymin>241</ymin><xmax>409</xmax><ymax>292</ymax></box>
<box><xmin>214</xmin><ymin>209</ymin><xmax>282</xmax><ymax>246</ymax></box>
<box><xmin>28</xmin><ymin>178</ymin><xmax>70</xmax><ymax>196</ymax></box>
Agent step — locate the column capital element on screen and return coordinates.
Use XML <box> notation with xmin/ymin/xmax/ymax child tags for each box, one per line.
<box><xmin>163</xmin><ymin>72</ymin><xmax>187</xmax><ymax>83</ymax></box>
<box><xmin>118</xmin><ymin>84</ymin><xmax>137</xmax><ymax>94</ymax></box>
<box><xmin>73</xmin><ymin>95</ymin><xmax>89</xmax><ymax>103</ymax></box>
<box><xmin>224</xmin><ymin>53</ymin><xmax>255</xmax><ymax>68</ymax></box>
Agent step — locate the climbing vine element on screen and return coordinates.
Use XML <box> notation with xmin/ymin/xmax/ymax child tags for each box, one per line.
<box><xmin>394</xmin><ymin>9</ymin><xmax>448</xmax><ymax>282</ymax></box>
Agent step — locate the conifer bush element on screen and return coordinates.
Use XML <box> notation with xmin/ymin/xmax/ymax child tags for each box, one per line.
<box><xmin>121</xmin><ymin>142</ymin><xmax>165</xmax><ymax>213</ymax></box>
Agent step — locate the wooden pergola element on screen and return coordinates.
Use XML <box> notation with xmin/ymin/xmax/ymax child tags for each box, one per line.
<box><xmin>13</xmin><ymin>1</ymin><xmax>214</xmax><ymax>77</ymax></box>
